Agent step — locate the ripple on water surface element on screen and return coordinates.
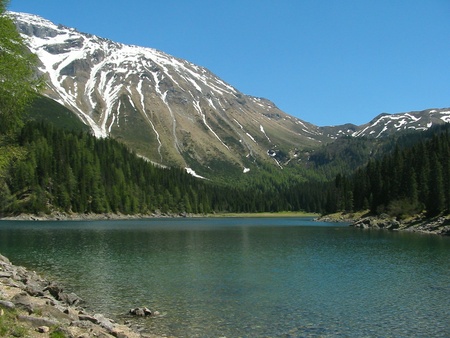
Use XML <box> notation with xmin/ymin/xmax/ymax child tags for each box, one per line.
<box><xmin>0</xmin><ymin>218</ymin><xmax>449</xmax><ymax>337</ymax></box>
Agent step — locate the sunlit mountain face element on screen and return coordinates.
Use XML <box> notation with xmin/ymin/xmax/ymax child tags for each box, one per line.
<box><xmin>11</xmin><ymin>12</ymin><xmax>450</xmax><ymax>178</ymax></box>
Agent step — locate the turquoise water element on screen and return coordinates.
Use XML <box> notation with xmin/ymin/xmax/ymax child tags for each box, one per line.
<box><xmin>0</xmin><ymin>218</ymin><xmax>449</xmax><ymax>337</ymax></box>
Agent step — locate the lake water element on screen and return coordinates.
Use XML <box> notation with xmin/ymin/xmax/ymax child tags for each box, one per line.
<box><xmin>0</xmin><ymin>217</ymin><xmax>449</xmax><ymax>337</ymax></box>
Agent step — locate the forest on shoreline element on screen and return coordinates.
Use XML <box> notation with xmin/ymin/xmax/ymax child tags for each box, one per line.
<box><xmin>1</xmin><ymin>0</ymin><xmax>450</xmax><ymax>222</ymax></box>
<box><xmin>1</xmin><ymin>120</ymin><xmax>450</xmax><ymax>220</ymax></box>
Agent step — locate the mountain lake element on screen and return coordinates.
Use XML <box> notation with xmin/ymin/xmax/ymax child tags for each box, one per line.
<box><xmin>0</xmin><ymin>217</ymin><xmax>448</xmax><ymax>337</ymax></box>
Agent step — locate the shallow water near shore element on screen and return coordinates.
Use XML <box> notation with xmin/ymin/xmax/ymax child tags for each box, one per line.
<box><xmin>0</xmin><ymin>217</ymin><xmax>449</xmax><ymax>337</ymax></box>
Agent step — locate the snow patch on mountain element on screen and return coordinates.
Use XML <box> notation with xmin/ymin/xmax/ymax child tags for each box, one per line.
<box><xmin>440</xmin><ymin>111</ymin><xmax>450</xmax><ymax>123</ymax></box>
<box><xmin>260</xmin><ymin>125</ymin><xmax>271</xmax><ymax>142</ymax></box>
<box><xmin>245</xmin><ymin>133</ymin><xmax>256</xmax><ymax>143</ymax></box>
<box><xmin>9</xmin><ymin>11</ymin><xmax>450</xmax><ymax>176</ymax></box>
<box><xmin>185</xmin><ymin>168</ymin><xmax>207</xmax><ymax>179</ymax></box>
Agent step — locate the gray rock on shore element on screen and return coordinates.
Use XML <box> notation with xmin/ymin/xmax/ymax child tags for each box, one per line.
<box><xmin>352</xmin><ymin>215</ymin><xmax>400</xmax><ymax>230</ymax></box>
<box><xmin>351</xmin><ymin>214</ymin><xmax>450</xmax><ymax>235</ymax></box>
<box><xmin>0</xmin><ymin>253</ymin><xmax>148</xmax><ymax>337</ymax></box>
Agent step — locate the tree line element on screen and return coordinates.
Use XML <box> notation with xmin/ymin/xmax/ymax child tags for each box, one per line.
<box><xmin>0</xmin><ymin>121</ymin><xmax>305</xmax><ymax>215</ymax></box>
<box><xmin>1</xmin><ymin>122</ymin><xmax>216</xmax><ymax>215</ymax></box>
<box><xmin>2</xmin><ymin>121</ymin><xmax>450</xmax><ymax>217</ymax></box>
<box><xmin>293</xmin><ymin>125</ymin><xmax>450</xmax><ymax>218</ymax></box>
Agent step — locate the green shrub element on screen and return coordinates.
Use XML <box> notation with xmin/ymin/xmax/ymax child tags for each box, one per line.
<box><xmin>0</xmin><ymin>307</ymin><xmax>27</xmax><ymax>337</ymax></box>
<box><xmin>50</xmin><ymin>329</ymin><xmax>67</xmax><ymax>338</ymax></box>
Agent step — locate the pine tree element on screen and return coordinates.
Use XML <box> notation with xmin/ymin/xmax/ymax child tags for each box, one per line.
<box><xmin>427</xmin><ymin>154</ymin><xmax>445</xmax><ymax>217</ymax></box>
<box><xmin>0</xmin><ymin>1</ymin><xmax>43</xmax><ymax>133</ymax></box>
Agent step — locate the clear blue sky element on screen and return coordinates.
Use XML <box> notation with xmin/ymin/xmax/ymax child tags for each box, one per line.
<box><xmin>8</xmin><ymin>0</ymin><xmax>450</xmax><ymax>126</ymax></box>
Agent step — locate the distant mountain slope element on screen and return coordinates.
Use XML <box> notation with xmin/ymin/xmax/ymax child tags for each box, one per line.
<box><xmin>320</xmin><ymin>108</ymin><xmax>450</xmax><ymax>139</ymax></box>
<box><xmin>9</xmin><ymin>11</ymin><xmax>449</xmax><ymax>178</ymax></box>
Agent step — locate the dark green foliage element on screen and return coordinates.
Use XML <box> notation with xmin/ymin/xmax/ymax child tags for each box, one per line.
<box><xmin>2</xmin><ymin>118</ymin><xmax>449</xmax><ymax>218</ymax></box>
<box><xmin>309</xmin><ymin>136</ymin><xmax>377</xmax><ymax>178</ymax></box>
<box><xmin>319</xmin><ymin>125</ymin><xmax>450</xmax><ymax>217</ymax></box>
<box><xmin>0</xmin><ymin>1</ymin><xmax>43</xmax><ymax>134</ymax></box>
<box><xmin>24</xmin><ymin>95</ymin><xmax>90</xmax><ymax>132</ymax></box>
<box><xmin>264</xmin><ymin>124</ymin><xmax>450</xmax><ymax>217</ymax></box>
<box><xmin>1</xmin><ymin>122</ymin><xmax>205</xmax><ymax>215</ymax></box>
<box><xmin>2</xmin><ymin>121</ymin><xmax>301</xmax><ymax>215</ymax></box>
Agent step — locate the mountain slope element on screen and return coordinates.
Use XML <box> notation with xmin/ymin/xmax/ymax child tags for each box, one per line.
<box><xmin>11</xmin><ymin>11</ymin><xmax>326</xmax><ymax>177</ymax></box>
<box><xmin>320</xmin><ymin>108</ymin><xmax>450</xmax><ymax>139</ymax></box>
<box><xmin>9</xmin><ymin>11</ymin><xmax>450</xmax><ymax>179</ymax></box>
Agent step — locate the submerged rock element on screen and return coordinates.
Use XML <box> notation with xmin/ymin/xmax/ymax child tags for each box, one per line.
<box><xmin>129</xmin><ymin>307</ymin><xmax>152</xmax><ymax>317</ymax></box>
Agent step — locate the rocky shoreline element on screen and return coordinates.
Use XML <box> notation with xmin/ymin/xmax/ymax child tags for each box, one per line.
<box><xmin>0</xmin><ymin>211</ymin><xmax>315</xmax><ymax>221</ymax></box>
<box><xmin>319</xmin><ymin>212</ymin><xmax>450</xmax><ymax>236</ymax></box>
<box><xmin>0</xmin><ymin>211</ymin><xmax>198</xmax><ymax>221</ymax></box>
<box><xmin>0</xmin><ymin>253</ymin><xmax>162</xmax><ymax>338</ymax></box>
<box><xmin>3</xmin><ymin>211</ymin><xmax>450</xmax><ymax>236</ymax></box>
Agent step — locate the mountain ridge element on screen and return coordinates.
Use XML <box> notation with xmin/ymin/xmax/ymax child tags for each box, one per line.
<box><xmin>9</xmin><ymin>11</ymin><xmax>450</xmax><ymax>178</ymax></box>
<box><xmin>11</xmin><ymin>11</ymin><xmax>325</xmax><ymax>176</ymax></box>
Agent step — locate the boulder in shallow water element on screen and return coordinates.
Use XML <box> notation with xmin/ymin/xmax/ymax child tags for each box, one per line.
<box><xmin>129</xmin><ymin>307</ymin><xmax>152</xmax><ymax>316</ymax></box>
<box><xmin>44</xmin><ymin>282</ymin><xmax>64</xmax><ymax>299</ymax></box>
<box><xmin>58</xmin><ymin>291</ymin><xmax>83</xmax><ymax>306</ymax></box>
<box><xmin>386</xmin><ymin>220</ymin><xmax>400</xmax><ymax>230</ymax></box>
<box><xmin>0</xmin><ymin>254</ymin><xmax>10</xmax><ymax>264</ymax></box>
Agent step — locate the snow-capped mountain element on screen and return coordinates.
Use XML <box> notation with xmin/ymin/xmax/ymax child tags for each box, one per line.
<box><xmin>9</xmin><ymin>12</ymin><xmax>450</xmax><ymax>176</ymax></box>
<box><xmin>11</xmin><ymin>11</ymin><xmax>326</xmax><ymax>175</ymax></box>
<box><xmin>320</xmin><ymin>108</ymin><xmax>450</xmax><ymax>139</ymax></box>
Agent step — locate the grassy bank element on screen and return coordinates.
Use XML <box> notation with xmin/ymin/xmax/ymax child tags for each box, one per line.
<box><xmin>206</xmin><ymin>211</ymin><xmax>319</xmax><ymax>218</ymax></box>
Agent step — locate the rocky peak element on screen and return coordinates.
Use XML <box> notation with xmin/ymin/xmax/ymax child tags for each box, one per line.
<box><xmin>10</xmin><ymin>11</ymin><xmax>324</xmax><ymax>176</ymax></box>
<box><xmin>8</xmin><ymin>11</ymin><xmax>450</xmax><ymax>178</ymax></box>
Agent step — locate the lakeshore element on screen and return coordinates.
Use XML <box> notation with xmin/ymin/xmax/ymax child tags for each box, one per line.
<box><xmin>0</xmin><ymin>253</ymin><xmax>162</xmax><ymax>338</ymax></box>
<box><xmin>2</xmin><ymin>210</ymin><xmax>448</xmax><ymax>236</ymax></box>
<box><xmin>319</xmin><ymin>211</ymin><xmax>450</xmax><ymax>236</ymax></box>
<box><xmin>0</xmin><ymin>211</ymin><xmax>318</xmax><ymax>221</ymax></box>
